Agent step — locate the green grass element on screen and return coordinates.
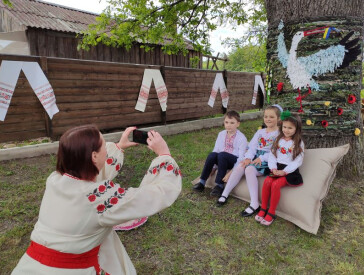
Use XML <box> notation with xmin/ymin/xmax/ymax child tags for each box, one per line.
<box><xmin>1</xmin><ymin>119</ymin><xmax>363</xmax><ymax>274</ymax></box>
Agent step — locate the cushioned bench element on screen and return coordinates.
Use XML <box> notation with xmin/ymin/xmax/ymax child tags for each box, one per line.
<box><xmin>192</xmin><ymin>144</ymin><xmax>349</xmax><ymax>234</ymax></box>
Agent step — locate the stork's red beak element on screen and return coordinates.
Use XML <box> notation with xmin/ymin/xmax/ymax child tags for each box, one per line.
<box><xmin>303</xmin><ymin>26</ymin><xmax>328</xmax><ymax>36</ymax></box>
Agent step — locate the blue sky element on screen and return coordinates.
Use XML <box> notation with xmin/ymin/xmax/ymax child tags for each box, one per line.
<box><xmin>43</xmin><ymin>0</ymin><xmax>246</xmax><ymax>56</ymax></box>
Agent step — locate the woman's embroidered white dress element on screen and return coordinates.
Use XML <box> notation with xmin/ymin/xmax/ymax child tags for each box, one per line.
<box><xmin>12</xmin><ymin>142</ymin><xmax>182</xmax><ymax>274</ymax></box>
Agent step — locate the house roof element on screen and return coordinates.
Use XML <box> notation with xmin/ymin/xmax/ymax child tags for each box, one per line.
<box><xmin>0</xmin><ymin>0</ymin><xmax>195</xmax><ymax>50</ymax></box>
<box><xmin>0</xmin><ymin>0</ymin><xmax>97</xmax><ymax>33</ymax></box>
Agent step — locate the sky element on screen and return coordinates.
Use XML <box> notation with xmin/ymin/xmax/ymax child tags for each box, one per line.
<box><xmin>42</xmin><ymin>0</ymin><xmax>246</xmax><ymax>56</ymax></box>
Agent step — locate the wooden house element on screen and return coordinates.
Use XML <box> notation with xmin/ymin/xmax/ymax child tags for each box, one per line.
<box><xmin>0</xmin><ymin>0</ymin><xmax>202</xmax><ymax>67</ymax></box>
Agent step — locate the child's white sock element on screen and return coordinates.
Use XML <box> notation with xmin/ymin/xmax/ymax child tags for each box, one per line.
<box><xmin>244</xmin><ymin>166</ymin><xmax>262</xmax><ymax>213</ymax></box>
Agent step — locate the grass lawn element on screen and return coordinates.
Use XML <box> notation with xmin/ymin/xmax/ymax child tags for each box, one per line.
<box><xmin>1</xmin><ymin>119</ymin><xmax>363</xmax><ymax>274</ymax></box>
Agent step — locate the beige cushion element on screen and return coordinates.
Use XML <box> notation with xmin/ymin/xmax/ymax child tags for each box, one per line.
<box><xmin>192</xmin><ymin>144</ymin><xmax>349</xmax><ymax>234</ymax></box>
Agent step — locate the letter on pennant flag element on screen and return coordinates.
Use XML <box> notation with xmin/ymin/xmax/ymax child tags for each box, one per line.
<box><xmin>135</xmin><ymin>69</ymin><xmax>168</xmax><ymax>112</ymax></box>
<box><xmin>0</xmin><ymin>60</ymin><xmax>59</xmax><ymax>121</ymax></box>
<box><xmin>251</xmin><ymin>75</ymin><xmax>265</xmax><ymax>105</ymax></box>
<box><xmin>208</xmin><ymin>73</ymin><xmax>229</xmax><ymax>108</ymax></box>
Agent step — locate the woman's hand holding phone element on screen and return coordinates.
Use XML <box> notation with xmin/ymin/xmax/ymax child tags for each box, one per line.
<box><xmin>118</xmin><ymin>127</ymin><xmax>139</xmax><ymax>150</ymax></box>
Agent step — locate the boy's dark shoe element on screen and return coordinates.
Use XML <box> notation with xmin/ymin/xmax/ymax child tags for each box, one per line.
<box><xmin>193</xmin><ymin>182</ymin><xmax>205</xmax><ymax>192</ymax></box>
<box><xmin>210</xmin><ymin>185</ymin><xmax>224</xmax><ymax>197</ymax></box>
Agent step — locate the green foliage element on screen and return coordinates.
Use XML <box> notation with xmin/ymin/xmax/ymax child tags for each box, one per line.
<box><xmin>80</xmin><ymin>0</ymin><xmax>267</xmax><ymax>55</ymax></box>
<box><xmin>1</xmin><ymin>0</ymin><xmax>12</xmax><ymax>7</ymax></box>
<box><xmin>189</xmin><ymin>56</ymin><xmax>200</xmax><ymax>68</ymax></box>
<box><xmin>225</xmin><ymin>43</ymin><xmax>266</xmax><ymax>72</ymax></box>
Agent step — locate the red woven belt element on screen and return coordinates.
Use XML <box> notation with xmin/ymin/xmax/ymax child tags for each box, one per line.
<box><xmin>26</xmin><ymin>241</ymin><xmax>101</xmax><ymax>274</ymax></box>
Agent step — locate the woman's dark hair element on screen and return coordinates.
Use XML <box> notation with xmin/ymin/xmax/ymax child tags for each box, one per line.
<box><xmin>225</xmin><ymin>110</ymin><xmax>240</xmax><ymax>122</ymax></box>
<box><xmin>56</xmin><ymin>124</ymin><xmax>102</xmax><ymax>181</ymax></box>
<box><xmin>271</xmin><ymin>114</ymin><xmax>303</xmax><ymax>160</ymax></box>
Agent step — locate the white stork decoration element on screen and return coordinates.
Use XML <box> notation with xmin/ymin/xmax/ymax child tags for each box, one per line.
<box><xmin>277</xmin><ymin>21</ymin><xmax>360</xmax><ymax>91</ymax></box>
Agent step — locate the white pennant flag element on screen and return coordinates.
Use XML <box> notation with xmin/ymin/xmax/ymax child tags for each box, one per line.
<box><xmin>0</xmin><ymin>61</ymin><xmax>23</xmax><ymax>121</ymax></box>
<box><xmin>0</xmin><ymin>60</ymin><xmax>59</xmax><ymax>121</ymax></box>
<box><xmin>208</xmin><ymin>73</ymin><xmax>229</xmax><ymax>108</ymax></box>
<box><xmin>252</xmin><ymin>75</ymin><xmax>266</xmax><ymax>105</ymax></box>
<box><xmin>135</xmin><ymin>69</ymin><xmax>168</xmax><ymax>112</ymax></box>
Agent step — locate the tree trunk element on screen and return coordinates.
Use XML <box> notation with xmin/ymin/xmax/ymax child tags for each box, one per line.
<box><xmin>265</xmin><ymin>0</ymin><xmax>364</xmax><ymax>178</ymax></box>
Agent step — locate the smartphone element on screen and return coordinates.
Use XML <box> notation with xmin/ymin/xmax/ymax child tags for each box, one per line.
<box><xmin>132</xmin><ymin>129</ymin><xmax>149</xmax><ymax>145</ymax></box>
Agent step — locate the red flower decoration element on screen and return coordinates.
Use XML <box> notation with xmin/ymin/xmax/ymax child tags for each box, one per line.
<box><xmin>109</xmin><ymin>181</ymin><xmax>114</xmax><ymax>187</ymax></box>
<box><xmin>97</xmin><ymin>204</ymin><xmax>105</xmax><ymax>212</ymax></box>
<box><xmin>167</xmin><ymin>164</ymin><xmax>174</xmax><ymax>171</ymax></box>
<box><xmin>277</xmin><ymin>82</ymin><xmax>284</xmax><ymax>92</ymax></box>
<box><xmin>280</xmin><ymin>148</ymin><xmax>286</xmax><ymax>154</ymax></box>
<box><xmin>152</xmin><ymin>168</ymin><xmax>157</xmax><ymax>174</ymax></box>
<box><xmin>348</xmin><ymin>94</ymin><xmax>356</xmax><ymax>104</ymax></box>
<box><xmin>288</xmin><ymin>148</ymin><xmax>292</xmax><ymax>153</ymax></box>
<box><xmin>110</xmin><ymin>197</ymin><xmax>118</xmax><ymax>205</ymax></box>
<box><xmin>118</xmin><ymin>187</ymin><xmax>125</xmax><ymax>194</ymax></box>
<box><xmin>98</xmin><ymin>185</ymin><xmax>106</xmax><ymax>193</ymax></box>
<box><xmin>106</xmin><ymin>158</ymin><xmax>113</xmax><ymax>165</ymax></box>
<box><xmin>88</xmin><ymin>194</ymin><xmax>96</xmax><ymax>202</ymax></box>
<box><xmin>178</xmin><ymin>170</ymin><xmax>182</xmax><ymax>176</ymax></box>
<box><xmin>115</xmin><ymin>164</ymin><xmax>121</xmax><ymax>171</ymax></box>
<box><xmin>321</xmin><ymin>120</ymin><xmax>329</xmax><ymax>128</ymax></box>
<box><xmin>337</xmin><ymin>107</ymin><xmax>343</xmax><ymax>116</ymax></box>
<box><xmin>160</xmin><ymin>162</ymin><xmax>165</xmax><ymax>168</ymax></box>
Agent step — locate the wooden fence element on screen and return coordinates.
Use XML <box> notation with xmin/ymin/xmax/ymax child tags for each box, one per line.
<box><xmin>0</xmin><ymin>54</ymin><xmax>263</xmax><ymax>143</ymax></box>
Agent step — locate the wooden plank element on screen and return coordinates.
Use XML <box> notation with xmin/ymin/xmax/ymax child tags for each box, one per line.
<box><xmin>0</xmin><ymin>120</ymin><xmax>45</xmax><ymax>132</ymax></box>
<box><xmin>46</xmin><ymin>35</ymin><xmax>56</xmax><ymax>57</ymax></box>
<box><xmin>38</xmin><ymin>32</ymin><xmax>47</xmax><ymax>56</ymax></box>
<box><xmin>0</xmin><ymin>130</ymin><xmax>47</xmax><ymax>143</ymax></box>
<box><xmin>47</xmin><ymin>71</ymin><xmax>144</xmax><ymax>81</ymax></box>
<box><xmin>27</xmin><ymin>29</ymin><xmax>38</xmax><ymax>55</ymax></box>
<box><xmin>134</xmin><ymin>45</ymin><xmax>140</xmax><ymax>64</ymax></box>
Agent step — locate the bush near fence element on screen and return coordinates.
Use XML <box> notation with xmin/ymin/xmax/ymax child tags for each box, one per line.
<box><xmin>0</xmin><ymin>54</ymin><xmax>263</xmax><ymax>143</ymax></box>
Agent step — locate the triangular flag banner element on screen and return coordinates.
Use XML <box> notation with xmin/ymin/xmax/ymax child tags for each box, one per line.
<box><xmin>251</xmin><ymin>75</ymin><xmax>266</xmax><ymax>105</ymax></box>
<box><xmin>208</xmin><ymin>73</ymin><xmax>229</xmax><ymax>108</ymax></box>
<box><xmin>135</xmin><ymin>69</ymin><xmax>168</xmax><ymax>112</ymax></box>
<box><xmin>0</xmin><ymin>60</ymin><xmax>59</xmax><ymax>121</ymax></box>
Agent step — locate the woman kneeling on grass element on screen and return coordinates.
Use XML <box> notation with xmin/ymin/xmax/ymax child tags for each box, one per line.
<box><xmin>12</xmin><ymin>125</ymin><xmax>182</xmax><ymax>275</ymax></box>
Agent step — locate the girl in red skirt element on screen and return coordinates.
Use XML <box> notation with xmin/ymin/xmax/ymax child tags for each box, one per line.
<box><xmin>255</xmin><ymin>111</ymin><xmax>304</xmax><ymax>226</ymax></box>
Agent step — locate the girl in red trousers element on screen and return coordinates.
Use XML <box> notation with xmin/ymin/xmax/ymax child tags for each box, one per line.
<box><xmin>255</xmin><ymin>111</ymin><xmax>304</xmax><ymax>226</ymax></box>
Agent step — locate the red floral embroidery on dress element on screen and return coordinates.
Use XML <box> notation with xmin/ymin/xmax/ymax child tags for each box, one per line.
<box><xmin>106</xmin><ymin>155</ymin><xmax>122</xmax><ymax>172</ymax></box>
<box><xmin>148</xmin><ymin>161</ymin><xmax>181</xmax><ymax>177</ymax></box>
<box><xmin>259</xmin><ymin>137</ymin><xmax>267</xmax><ymax>147</ymax></box>
<box><xmin>278</xmin><ymin>146</ymin><xmax>293</xmax><ymax>155</ymax></box>
<box><xmin>106</xmin><ymin>157</ymin><xmax>117</xmax><ymax>165</ymax></box>
<box><xmin>86</xmin><ymin>180</ymin><xmax>115</xmax><ymax>202</ymax></box>
<box><xmin>96</xmin><ymin>188</ymin><xmax>128</xmax><ymax>214</ymax></box>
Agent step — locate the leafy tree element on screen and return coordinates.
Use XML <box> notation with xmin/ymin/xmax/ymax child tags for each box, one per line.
<box><xmin>80</xmin><ymin>0</ymin><xmax>266</xmax><ymax>55</ymax></box>
<box><xmin>225</xmin><ymin>43</ymin><xmax>266</xmax><ymax>72</ymax></box>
